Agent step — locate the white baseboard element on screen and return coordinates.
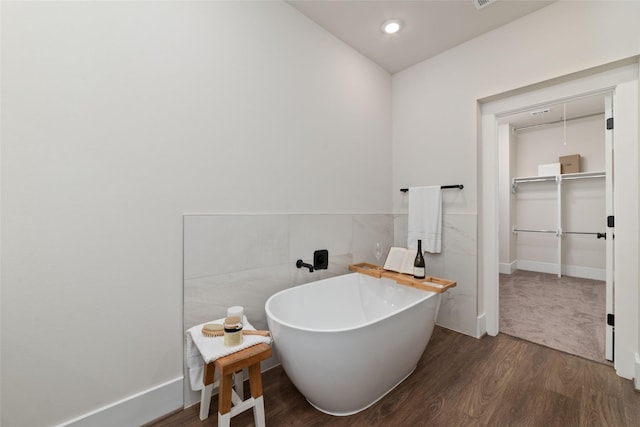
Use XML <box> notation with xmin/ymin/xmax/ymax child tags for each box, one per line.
<box><xmin>563</xmin><ymin>264</ymin><xmax>606</xmax><ymax>281</ymax></box>
<box><xmin>635</xmin><ymin>353</ymin><xmax>640</xmax><ymax>391</ymax></box>
<box><xmin>516</xmin><ymin>260</ymin><xmax>605</xmax><ymax>281</ymax></box>
<box><xmin>516</xmin><ymin>260</ymin><xmax>558</xmax><ymax>276</ymax></box>
<box><xmin>59</xmin><ymin>377</ymin><xmax>183</xmax><ymax>427</ymax></box>
<box><xmin>499</xmin><ymin>261</ymin><xmax>517</xmax><ymax>274</ymax></box>
<box><xmin>476</xmin><ymin>313</ymin><xmax>486</xmax><ymax>338</ymax></box>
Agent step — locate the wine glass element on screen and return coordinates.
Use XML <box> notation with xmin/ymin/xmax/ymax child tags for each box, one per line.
<box><xmin>374</xmin><ymin>242</ymin><xmax>384</xmax><ymax>266</ymax></box>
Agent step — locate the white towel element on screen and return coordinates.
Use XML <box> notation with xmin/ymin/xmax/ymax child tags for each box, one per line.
<box><xmin>186</xmin><ymin>316</ymin><xmax>272</xmax><ymax>391</ymax></box>
<box><xmin>408</xmin><ymin>186</ymin><xmax>442</xmax><ymax>253</ymax></box>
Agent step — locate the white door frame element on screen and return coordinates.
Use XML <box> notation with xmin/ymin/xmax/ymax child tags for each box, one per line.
<box><xmin>604</xmin><ymin>93</ymin><xmax>614</xmax><ymax>361</ymax></box>
<box><xmin>479</xmin><ymin>62</ymin><xmax>639</xmax><ymax>380</ymax></box>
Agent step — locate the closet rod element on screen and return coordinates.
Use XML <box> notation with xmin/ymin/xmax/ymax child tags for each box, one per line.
<box><xmin>400</xmin><ymin>184</ymin><xmax>463</xmax><ymax>192</ymax></box>
<box><xmin>512</xmin><ymin>228</ymin><xmax>606</xmax><ymax>239</ymax></box>
<box><xmin>563</xmin><ymin>231</ymin><xmax>607</xmax><ymax>239</ymax></box>
<box><xmin>512</xmin><ymin>228</ymin><xmax>557</xmax><ymax>234</ymax></box>
<box><xmin>512</xmin><ymin>176</ymin><xmax>556</xmax><ymax>184</ymax></box>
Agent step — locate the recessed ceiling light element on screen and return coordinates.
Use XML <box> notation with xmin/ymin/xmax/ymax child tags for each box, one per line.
<box><xmin>381</xmin><ymin>19</ymin><xmax>403</xmax><ymax>35</ymax></box>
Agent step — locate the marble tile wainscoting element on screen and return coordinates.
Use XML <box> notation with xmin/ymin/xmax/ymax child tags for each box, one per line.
<box><xmin>182</xmin><ymin>213</ymin><xmax>394</xmax><ymax>407</ymax></box>
<box><xmin>394</xmin><ymin>212</ymin><xmax>479</xmax><ymax>338</ymax></box>
<box><xmin>183</xmin><ymin>212</ymin><xmax>477</xmax><ymax>407</ymax></box>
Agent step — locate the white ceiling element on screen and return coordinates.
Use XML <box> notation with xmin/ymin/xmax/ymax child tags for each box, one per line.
<box><xmin>499</xmin><ymin>94</ymin><xmax>606</xmax><ymax>130</ymax></box>
<box><xmin>287</xmin><ymin>0</ymin><xmax>555</xmax><ymax>74</ymax></box>
<box><xmin>288</xmin><ymin>0</ymin><xmax>605</xmax><ymax>128</ymax></box>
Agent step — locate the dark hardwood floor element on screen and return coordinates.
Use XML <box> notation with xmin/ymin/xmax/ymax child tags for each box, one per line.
<box><xmin>150</xmin><ymin>327</ymin><xmax>640</xmax><ymax>426</ymax></box>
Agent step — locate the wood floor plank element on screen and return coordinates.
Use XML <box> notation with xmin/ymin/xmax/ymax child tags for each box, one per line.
<box><xmin>543</xmin><ymin>348</ymin><xmax>585</xmax><ymax>400</ymax></box>
<box><xmin>149</xmin><ymin>327</ymin><xmax>640</xmax><ymax>427</ymax></box>
<box><xmin>531</xmin><ymin>389</ymin><xmax>581</xmax><ymax>427</ymax></box>
<box><xmin>486</xmin><ymin>339</ymin><xmax>553</xmax><ymax>426</ymax></box>
<box><xmin>622</xmin><ymin>380</ymin><xmax>640</xmax><ymax>426</ymax></box>
<box><xmin>580</xmin><ymin>387</ymin><xmax>629</xmax><ymax>427</ymax></box>
<box><xmin>460</xmin><ymin>336</ymin><xmax>528</xmax><ymax>424</ymax></box>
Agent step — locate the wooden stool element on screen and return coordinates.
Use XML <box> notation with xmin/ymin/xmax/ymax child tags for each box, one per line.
<box><xmin>200</xmin><ymin>343</ymin><xmax>272</xmax><ymax>427</ymax></box>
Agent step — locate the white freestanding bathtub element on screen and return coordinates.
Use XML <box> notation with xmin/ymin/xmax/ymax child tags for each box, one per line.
<box><xmin>265</xmin><ymin>272</ymin><xmax>441</xmax><ymax>416</ymax></box>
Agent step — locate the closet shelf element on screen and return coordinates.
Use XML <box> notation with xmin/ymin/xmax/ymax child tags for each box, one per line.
<box><xmin>512</xmin><ymin>170</ymin><xmax>605</xmax><ymax>193</ymax></box>
<box><xmin>511</xmin><ymin>170</ymin><xmax>606</xmax><ymax>278</ymax></box>
<box><xmin>559</xmin><ymin>170</ymin><xmax>606</xmax><ymax>180</ymax></box>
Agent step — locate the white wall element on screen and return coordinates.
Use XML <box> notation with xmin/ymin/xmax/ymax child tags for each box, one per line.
<box><xmin>0</xmin><ymin>2</ymin><xmax>391</xmax><ymax>426</ymax></box>
<box><xmin>515</xmin><ymin>115</ymin><xmax>605</xmax><ymax>176</ymax></box>
<box><xmin>498</xmin><ymin>123</ymin><xmax>516</xmax><ymax>273</ymax></box>
<box><xmin>392</xmin><ymin>1</ymin><xmax>640</xmax><ymax>372</ymax></box>
<box><xmin>393</xmin><ymin>0</ymin><xmax>640</xmax><ymax>213</ymax></box>
<box><xmin>513</xmin><ymin>115</ymin><xmax>606</xmax><ymax>278</ymax></box>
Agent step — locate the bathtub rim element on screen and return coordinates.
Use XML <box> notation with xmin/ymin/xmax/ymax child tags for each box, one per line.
<box><xmin>265</xmin><ymin>272</ymin><xmax>438</xmax><ymax>334</ymax></box>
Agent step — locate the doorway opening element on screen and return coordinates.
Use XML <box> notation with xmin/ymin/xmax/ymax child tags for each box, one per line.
<box><xmin>481</xmin><ymin>60</ymin><xmax>639</xmax><ymax>381</ymax></box>
<box><xmin>496</xmin><ymin>93</ymin><xmax>613</xmax><ymax>364</ymax></box>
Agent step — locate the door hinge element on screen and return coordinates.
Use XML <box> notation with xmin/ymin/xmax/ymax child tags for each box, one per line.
<box><xmin>607</xmin><ymin>215</ymin><xmax>614</xmax><ymax>228</ymax></box>
<box><xmin>607</xmin><ymin>313</ymin><xmax>615</xmax><ymax>327</ymax></box>
<box><xmin>606</xmin><ymin>117</ymin><xmax>614</xmax><ymax>130</ymax></box>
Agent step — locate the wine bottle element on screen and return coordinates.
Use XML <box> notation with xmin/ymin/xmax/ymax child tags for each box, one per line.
<box><xmin>413</xmin><ymin>239</ymin><xmax>425</xmax><ymax>279</ymax></box>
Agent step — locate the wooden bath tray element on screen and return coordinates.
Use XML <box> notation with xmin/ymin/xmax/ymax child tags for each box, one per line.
<box><xmin>348</xmin><ymin>262</ymin><xmax>384</xmax><ymax>278</ymax></box>
<box><xmin>349</xmin><ymin>263</ymin><xmax>456</xmax><ymax>293</ymax></box>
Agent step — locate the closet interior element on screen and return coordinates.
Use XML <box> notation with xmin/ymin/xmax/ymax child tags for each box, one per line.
<box><xmin>499</xmin><ymin>94</ymin><xmax>607</xmax><ymax>281</ymax></box>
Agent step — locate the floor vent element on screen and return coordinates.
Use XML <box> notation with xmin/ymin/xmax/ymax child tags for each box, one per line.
<box><xmin>472</xmin><ymin>0</ymin><xmax>497</xmax><ymax>10</ymax></box>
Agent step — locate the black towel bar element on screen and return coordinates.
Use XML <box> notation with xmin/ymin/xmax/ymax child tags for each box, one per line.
<box><xmin>400</xmin><ymin>184</ymin><xmax>463</xmax><ymax>192</ymax></box>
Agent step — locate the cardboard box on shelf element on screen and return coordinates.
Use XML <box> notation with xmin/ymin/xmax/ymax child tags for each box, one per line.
<box><xmin>560</xmin><ymin>154</ymin><xmax>580</xmax><ymax>174</ymax></box>
<box><xmin>538</xmin><ymin>162</ymin><xmax>560</xmax><ymax>176</ymax></box>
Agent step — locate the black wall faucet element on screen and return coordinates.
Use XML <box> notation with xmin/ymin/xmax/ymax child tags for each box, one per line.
<box><xmin>296</xmin><ymin>259</ymin><xmax>314</xmax><ymax>272</ymax></box>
